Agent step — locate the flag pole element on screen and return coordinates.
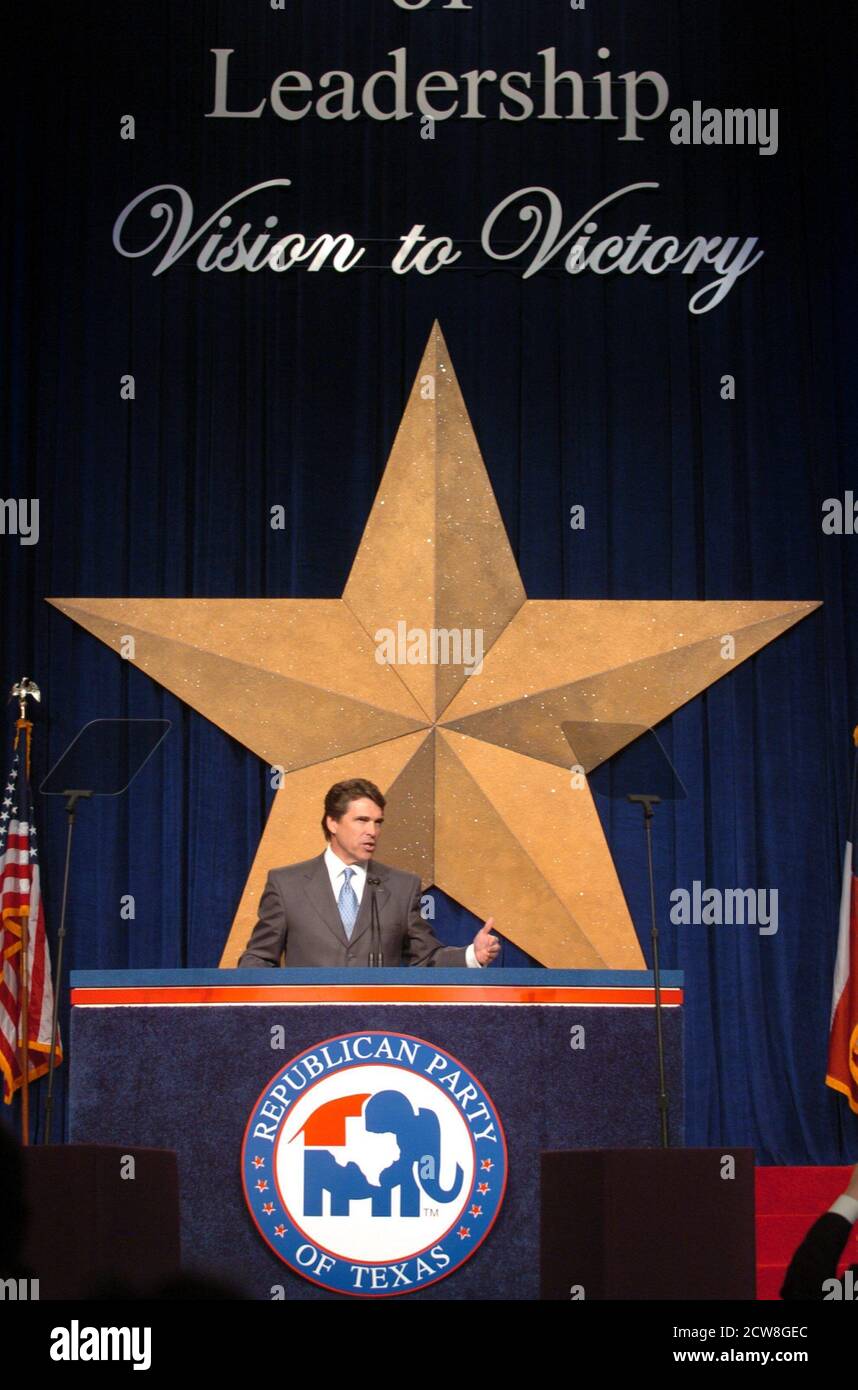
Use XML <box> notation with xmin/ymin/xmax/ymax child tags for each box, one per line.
<box><xmin>13</xmin><ymin>714</ymin><xmax>32</xmax><ymax>1145</ymax></box>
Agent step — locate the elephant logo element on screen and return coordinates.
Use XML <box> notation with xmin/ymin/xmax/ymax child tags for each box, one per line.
<box><xmin>298</xmin><ymin>1089</ymin><xmax>465</xmax><ymax>1218</ymax></box>
<box><xmin>242</xmin><ymin>1031</ymin><xmax>507</xmax><ymax>1296</ymax></box>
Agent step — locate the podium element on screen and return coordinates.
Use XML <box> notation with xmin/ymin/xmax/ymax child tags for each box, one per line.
<box><xmin>69</xmin><ymin>967</ymin><xmax>684</xmax><ymax>1300</ymax></box>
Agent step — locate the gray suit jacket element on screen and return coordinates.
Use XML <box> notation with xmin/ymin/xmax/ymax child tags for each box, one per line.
<box><xmin>238</xmin><ymin>853</ymin><xmax>468</xmax><ymax>968</ymax></box>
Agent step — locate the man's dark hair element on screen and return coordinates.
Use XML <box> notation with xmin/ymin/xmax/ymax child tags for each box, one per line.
<box><xmin>322</xmin><ymin>779</ymin><xmax>386</xmax><ymax>840</ymax></box>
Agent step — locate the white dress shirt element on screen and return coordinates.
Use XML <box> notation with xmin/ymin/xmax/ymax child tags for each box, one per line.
<box><xmin>324</xmin><ymin>846</ymin><xmax>480</xmax><ymax>966</ymax></box>
<box><xmin>829</xmin><ymin>1193</ymin><xmax>858</xmax><ymax>1224</ymax></box>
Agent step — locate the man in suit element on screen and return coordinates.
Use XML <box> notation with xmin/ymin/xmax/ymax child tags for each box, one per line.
<box><xmin>238</xmin><ymin>777</ymin><xmax>501</xmax><ymax>968</ymax></box>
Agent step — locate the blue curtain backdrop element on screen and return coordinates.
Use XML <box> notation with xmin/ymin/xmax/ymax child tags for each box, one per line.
<box><xmin>2</xmin><ymin>0</ymin><xmax>858</xmax><ymax>1162</ymax></box>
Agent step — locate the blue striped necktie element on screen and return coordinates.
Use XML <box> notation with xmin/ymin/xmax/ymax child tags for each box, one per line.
<box><xmin>338</xmin><ymin>866</ymin><xmax>358</xmax><ymax>939</ymax></box>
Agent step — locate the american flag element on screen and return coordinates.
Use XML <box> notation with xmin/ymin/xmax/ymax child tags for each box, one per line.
<box><xmin>0</xmin><ymin>730</ymin><xmax>61</xmax><ymax>1104</ymax></box>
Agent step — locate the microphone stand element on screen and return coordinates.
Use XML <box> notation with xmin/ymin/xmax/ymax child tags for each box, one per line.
<box><xmin>45</xmin><ymin>788</ymin><xmax>92</xmax><ymax>1144</ymax></box>
<box><xmin>367</xmin><ymin>876</ymin><xmax>383</xmax><ymax>967</ymax></box>
<box><xmin>627</xmin><ymin>793</ymin><xmax>669</xmax><ymax>1149</ymax></box>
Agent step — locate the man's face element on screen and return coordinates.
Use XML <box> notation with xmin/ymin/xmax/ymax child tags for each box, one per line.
<box><xmin>326</xmin><ymin>797</ymin><xmax>384</xmax><ymax>864</ymax></box>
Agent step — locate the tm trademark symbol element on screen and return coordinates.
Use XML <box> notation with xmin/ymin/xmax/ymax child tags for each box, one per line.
<box><xmin>423</xmin><ymin>1207</ymin><xmax>439</xmax><ymax>1218</ymax></box>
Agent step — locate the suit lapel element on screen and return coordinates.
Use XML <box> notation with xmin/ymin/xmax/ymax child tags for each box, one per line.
<box><xmin>303</xmin><ymin>854</ymin><xmax>393</xmax><ymax>953</ymax></box>
<box><xmin>302</xmin><ymin>854</ymin><xmax>350</xmax><ymax>948</ymax></box>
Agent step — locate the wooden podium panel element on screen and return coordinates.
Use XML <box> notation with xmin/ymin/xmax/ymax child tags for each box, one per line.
<box><xmin>21</xmin><ymin>1145</ymin><xmax>180</xmax><ymax>1299</ymax></box>
<box><xmin>541</xmin><ymin>1148</ymin><xmax>756</xmax><ymax>1300</ymax></box>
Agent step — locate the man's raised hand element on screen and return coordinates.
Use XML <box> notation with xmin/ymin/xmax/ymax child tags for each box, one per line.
<box><xmin>473</xmin><ymin>918</ymin><xmax>501</xmax><ymax>966</ymax></box>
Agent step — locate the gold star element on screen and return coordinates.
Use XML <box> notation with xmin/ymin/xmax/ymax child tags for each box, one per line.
<box><xmin>49</xmin><ymin>324</ymin><xmax>818</xmax><ymax>968</ymax></box>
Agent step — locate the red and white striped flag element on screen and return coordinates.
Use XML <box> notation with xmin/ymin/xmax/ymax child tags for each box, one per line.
<box><xmin>826</xmin><ymin>734</ymin><xmax>858</xmax><ymax>1114</ymax></box>
<box><xmin>0</xmin><ymin>723</ymin><xmax>61</xmax><ymax>1104</ymax></box>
